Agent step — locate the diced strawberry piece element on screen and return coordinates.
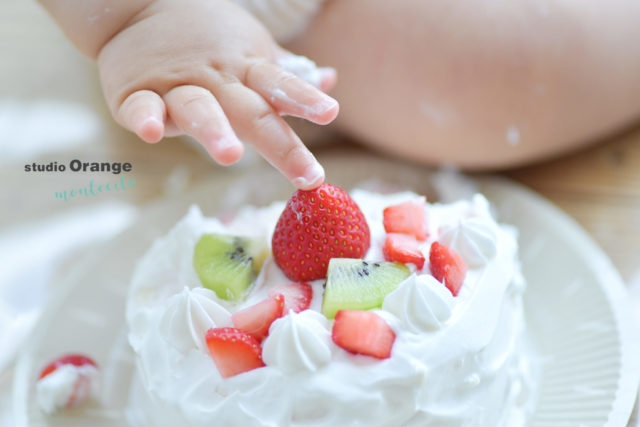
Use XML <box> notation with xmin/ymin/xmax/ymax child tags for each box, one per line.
<box><xmin>39</xmin><ymin>354</ymin><xmax>97</xmax><ymax>379</ymax></box>
<box><xmin>37</xmin><ymin>354</ymin><xmax>99</xmax><ymax>412</ymax></box>
<box><xmin>429</xmin><ymin>242</ymin><xmax>468</xmax><ymax>296</ymax></box>
<box><xmin>268</xmin><ymin>283</ymin><xmax>313</xmax><ymax>313</ymax></box>
<box><xmin>231</xmin><ymin>294</ymin><xmax>285</xmax><ymax>341</ymax></box>
<box><xmin>382</xmin><ymin>233</ymin><xmax>425</xmax><ymax>269</ymax></box>
<box><xmin>205</xmin><ymin>327</ymin><xmax>265</xmax><ymax>378</ymax></box>
<box><xmin>331</xmin><ymin>310</ymin><xmax>396</xmax><ymax>359</ymax></box>
<box><xmin>383</xmin><ymin>199</ymin><xmax>429</xmax><ymax>241</ymax></box>
<box><xmin>272</xmin><ymin>183</ymin><xmax>371</xmax><ymax>282</ymax></box>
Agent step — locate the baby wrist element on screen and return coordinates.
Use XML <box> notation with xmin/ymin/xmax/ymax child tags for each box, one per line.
<box><xmin>39</xmin><ymin>0</ymin><xmax>155</xmax><ymax>59</ymax></box>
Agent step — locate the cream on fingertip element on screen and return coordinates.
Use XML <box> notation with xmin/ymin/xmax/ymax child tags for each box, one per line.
<box><xmin>276</xmin><ymin>54</ymin><xmax>324</xmax><ymax>88</ymax></box>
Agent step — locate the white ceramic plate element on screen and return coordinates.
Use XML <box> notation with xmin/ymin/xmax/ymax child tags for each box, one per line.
<box><xmin>11</xmin><ymin>152</ymin><xmax>640</xmax><ymax>426</ymax></box>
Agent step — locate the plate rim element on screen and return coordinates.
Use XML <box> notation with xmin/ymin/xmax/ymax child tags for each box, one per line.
<box><xmin>475</xmin><ymin>174</ymin><xmax>640</xmax><ymax>427</ymax></box>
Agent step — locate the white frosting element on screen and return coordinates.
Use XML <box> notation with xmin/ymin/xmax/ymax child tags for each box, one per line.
<box><xmin>159</xmin><ymin>287</ymin><xmax>232</xmax><ymax>353</ymax></box>
<box><xmin>36</xmin><ymin>364</ymin><xmax>99</xmax><ymax>414</ymax></box>
<box><xmin>276</xmin><ymin>54</ymin><xmax>323</xmax><ymax>87</ymax></box>
<box><xmin>126</xmin><ymin>191</ymin><xmax>532</xmax><ymax>427</ymax></box>
<box><xmin>439</xmin><ymin>216</ymin><xmax>499</xmax><ymax>267</ymax></box>
<box><xmin>382</xmin><ymin>274</ymin><xmax>454</xmax><ymax>332</ymax></box>
<box><xmin>262</xmin><ymin>310</ymin><xmax>332</xmax><ymax>373</ymax></box>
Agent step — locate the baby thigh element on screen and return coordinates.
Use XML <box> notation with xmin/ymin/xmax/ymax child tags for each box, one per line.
<box><xmin>288</xmin><ymin>0</ymin><xmax>640</xmax><ymax>168</ymax></box>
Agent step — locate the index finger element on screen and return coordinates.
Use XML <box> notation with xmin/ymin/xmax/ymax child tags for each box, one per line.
<box><xmin>212</xmin><ymin>80</ymin><xmax>325</xmax><ymax>190</ymax></box>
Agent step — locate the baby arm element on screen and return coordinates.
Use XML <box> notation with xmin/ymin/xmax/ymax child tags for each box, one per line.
<box><xmin>40</xmin><ymin>0</ymin><xmax>339</xmax><ymax>189</ymax></box>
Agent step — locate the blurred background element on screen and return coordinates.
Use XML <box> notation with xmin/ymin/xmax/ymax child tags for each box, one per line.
<box><xmin>0</xmin><ymin>0</ymin><xmax>639</xmax><ymax>423</ymax></box>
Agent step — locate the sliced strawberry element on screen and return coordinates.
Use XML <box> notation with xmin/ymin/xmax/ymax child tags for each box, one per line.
<box><xmin>272</xmin><ymin>183</ymin><xmax>371</xmax><ymax>282</ymax></box>
<box><xmin>331</xmin><ymin>310</ymin><xmax>396</xmax><ymax>359</ymax></box>
<box><xmin>268</xmin><ymin>283</ymin><xmax>313</xmax><ymax>313</ymax></box>
<box><xmin>205</xmin><ymin>327</ymin><xmax>265</xmax><ymax>378</ymax></box>
<box><xmin>37</xmin><ymin>354</ymin><xmax>98</xmax><ymax>412</ymax></box>
<box><xmin>39</xmin><ymin>354</ymin><xmax>97</xmax><ymax>379</ymax></box>
<box><xmin>382</xmin><ymin>233</ymin><xmax>425</xmax><ymax>269</ymax></box>
<box><xmin>231</xmin><ymin>294</ymin><xmax>285</xmax><ymax>341</ymax></box>
<box><xmin>429</xmin><ymin>242</ymin><xmax>468</xmax><ymax>296</ymax></box>
<box><xmin>383</xmin><ymin>199</ymin><xmax>429</xmax><ymax>241</ymax></box>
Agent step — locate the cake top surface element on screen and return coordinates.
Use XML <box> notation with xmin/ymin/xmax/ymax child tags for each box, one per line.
<box><xmin>126</xmin><ymin>187</ymin><xmax>526</xmax><ymax>427</ymax></box>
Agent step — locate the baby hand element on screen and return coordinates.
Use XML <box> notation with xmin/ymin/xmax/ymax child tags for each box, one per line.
<box><xmin>98</xmin><ymin>0</ymin><xmax>338</xmax><ymax>189</ymax></box>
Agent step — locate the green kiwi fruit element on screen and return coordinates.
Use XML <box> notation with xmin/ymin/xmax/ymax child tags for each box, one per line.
<box><xmin>193</xmin><ymin>233</ymin><xmax>268</xmax><ymax>301</ymax></box>
<box><xmin>321</xmin><ymin>258</ymin><xmax>411</xmax><ymax>318</ymax></box>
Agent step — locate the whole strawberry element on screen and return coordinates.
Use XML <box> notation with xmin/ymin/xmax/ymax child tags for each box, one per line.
<box><xmin>272</xmin><ymin>183</ymin><xmax>371</xmax><ymax>281</ymax></box>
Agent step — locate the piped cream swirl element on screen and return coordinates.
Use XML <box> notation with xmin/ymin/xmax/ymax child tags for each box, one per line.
<box><xmin>439</xmin><ymin>216</ymin><xmax>498</xmax><ymax>267</ymax></box>
<box><xmin>159</xmin><ymin>287</ymin><xmax>232</xmax><ymax>353</ymax></box>
<box><xmin>383</xmin><ymin>274</ymin><xmax>454</xmax><ymax>332</ymax></box>
<box><xmin>262</xmin><ymin>310</ymin><xmax>332</xmax><ymax>373</ymax></box>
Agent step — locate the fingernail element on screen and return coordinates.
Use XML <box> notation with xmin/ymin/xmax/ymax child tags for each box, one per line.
<box><xmin>292</xmin><ymin>162</ymin><xmax>325</xmax><ymax>189</ymax></box>
<box><xmin>316</xmin><ymin>96</ymin><xmax>338</xmax><ymax>114</ymax></box>
<box><xmin>140</xmin><ymin>116</ymin><xmax>161</xmax><ymax>127</ymax></box>
<box><xmin>208</xmin><ymin>129</ymin><xmax>242</xmax><ymax>151</ymax></box>
<box><xmin>138</xmin><ymin>116</ymin><xmax>161</xmax><ymax>131</ymax></box>
<box><xmin>307</xmin><ymin>96</ymin><xmax>338</xmax><ymax>124</ymax></box>
<box><xmin>207</xmin><ymin>136</ymin><xmax>244</xmax><ymax>166</ymax></box>
<box><xmin>214</xmin><ymin>135</ymin><xmax>241</xmax><ymax>150</ymax></box>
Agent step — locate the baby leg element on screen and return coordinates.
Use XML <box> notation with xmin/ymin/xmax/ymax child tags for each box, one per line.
<box><xmin>289</xmin><ymin>0</ymin><xmax>640</xmax><ymax>168</ymax></box>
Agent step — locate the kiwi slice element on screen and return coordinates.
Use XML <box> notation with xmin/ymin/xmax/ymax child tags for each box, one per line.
<box><xmin>193</xmin><ymin>233</ymin><xmax>268</xmax><ymax>301</ymax></box>
<box><xmin>321</xmin><ymin>258</ymin><xmax>411</xmax><ymax>319</ymax></box>
<box><xmin>249</xmin><ymin>241</ymin><xmax>269</xmax><ymax>275</ymax></box>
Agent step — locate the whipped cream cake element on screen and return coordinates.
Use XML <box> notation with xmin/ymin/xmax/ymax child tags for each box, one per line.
<box><xmin>126</xmin><ymin>185</ymin><xmax>532</xmax><ymax>426</ymax></box>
